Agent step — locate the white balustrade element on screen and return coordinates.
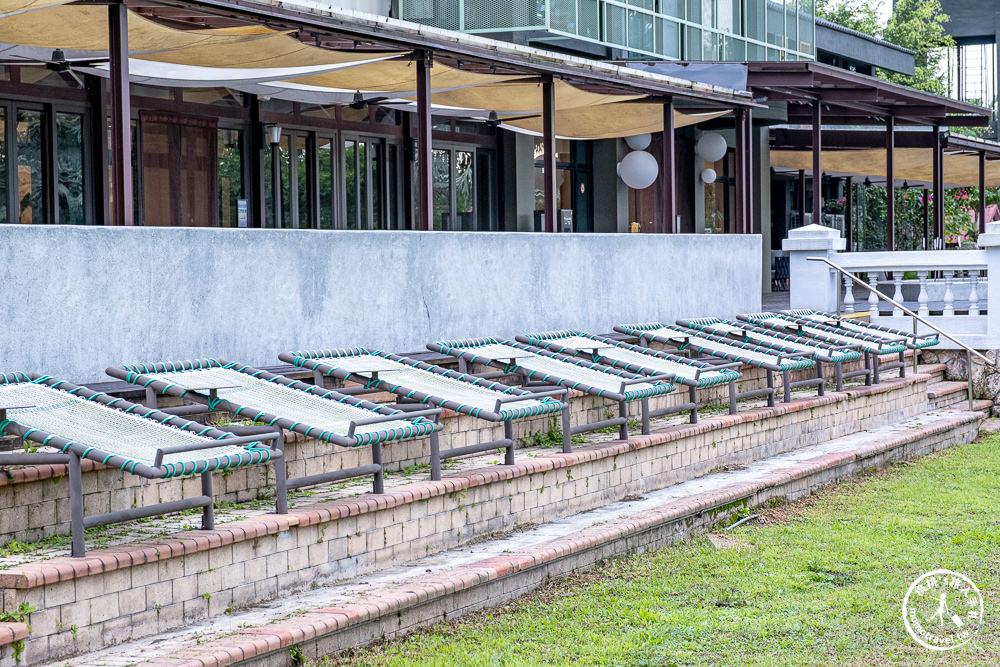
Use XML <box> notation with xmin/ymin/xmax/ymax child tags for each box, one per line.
<box><xmin>867</xmin><ymin>274</ymin><xmax>880</xmax><ymax>314</ymax></box>
<box><xmin>942</xmin><ymin>271</ymin><xmax>955</xmax><ymax>317</ymax></box>
<box><xmin>842</xmin><ymin>273</ymin><xmax>854</xmax><ymax>314</ymax></box>
<box><xmin>970</xmin><ymin>273</ymin><xmax>980</xmax><ymax>316</ymax></box>
<box><xmin>892</xmin><ymin>275</ymin><xmax>904</xmax><ymax>316</ymax></box>
<box><xmin>917</xmin><ymin>271</ymin><xmax>930</xmax><ymax>317</ymax></box>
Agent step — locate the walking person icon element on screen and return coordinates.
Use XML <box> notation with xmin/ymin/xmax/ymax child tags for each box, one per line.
<box><xmin>927</xmin><ymin>593</ymin><xmax>964</xmax><ymax>628</ymax></box>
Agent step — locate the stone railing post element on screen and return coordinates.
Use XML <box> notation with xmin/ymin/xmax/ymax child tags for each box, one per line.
<box><xmin>977</xmin><ymin>221</ymin><xmax>1000</xmax><ymax>345</ymax></box>
<box><xmin>783</xmin><ymin>224</ymin><xmax>845</xmax><ymax>311</ymax></box>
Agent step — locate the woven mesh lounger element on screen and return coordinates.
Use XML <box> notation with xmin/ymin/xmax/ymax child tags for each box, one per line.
<box><xmin>613</xmin><ymin>322</ymin><xmax>821</xmax><ymax>406</ymax></box>
<box><xmin>0</xmin><ymin>372</ymin><xmax>283</xmax><ymax>557</ymax></box>
<box><xmin>278</xmin><ymin>348</ymin><xmax>567</xmax><ymax>475</ymax></box>
<box><xmin>106</xmin><ymin>360</ymin><xmax>443</xmax><ymax>493</ymax></box>
<box><xmin>783</xmin><ymin>309</ymin><xmax>939</xmax><ymax>349</ymax></box>
<box><xmin>427</xmin><ymin>337</ymin><xmax>676</xmax><ymax>441</ymax></box>
<box><xmin>738</xmin><ymin>311</ymin><xmax>909</xmax><ymax>383</ymax></box>
<box><xmin>516</xmin><ymin>330</ymin><xmax>743</xmax><ymax>422</ymax></box>
<box><xmin>676</xmin><ymin>317</ymin><xmax>870</xmax><ymax>391</ymax></box>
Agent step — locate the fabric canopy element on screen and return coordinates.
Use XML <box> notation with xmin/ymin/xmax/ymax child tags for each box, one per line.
<box><xmin>415</xmin><ymin>79</ymin><xmax>642</xmax><ymax>112</ymax></box>
<box><xmin>0</xmin><ymin>0</ymin><xmax>72</xmax><ymax>17</ymax></box>
<box><xmin>770</xmin><ymin>147</ymin><xmax>1000</xmax><ymax>188</ymax></box>
<box><xmin>502</xmin><ymin>103</ymin><xmax>729</xmax><ymax>139</ymax></box>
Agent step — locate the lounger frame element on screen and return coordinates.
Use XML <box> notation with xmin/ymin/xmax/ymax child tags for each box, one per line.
<box><xmin>738</xmin><ymin>311</ymin><xmax>908</xmax><ymax>383</ymax></box>
<box><xmin>428</xmin><ymin>338</ymin><xmax>676</xmax><ymax>441</ymax></box>
<box><xmin>516</xmin><ymin>330</ymin><xmax>743</xmax><ymax>422</ymax></box>
<box><xmin>278</xmin><ymin>348</ymin><xmax>567</xmax><ymax>476</ymax></box>
<box><xmin>0</xmin><ymin>373</ymin><xmax>284</xmax><ymax>557</ymax></box>
<box><xmin>783</xmin><ymin>309</ymin><xmax>939</xmax><ymax>349</ymax></box>
<box><xmin>107</xmin><ymin>360</ymin><xmax>442</xmax><ymax>494</ymax></box>
<box><xmin>676</xmin><ymin>317</ymin><xmax>870</xmax><ymax>391</ymax></box>
<box><xmin>614</xmin><ymin>323</ymin><xmax>823</xmax><ymax>405</ymax></box>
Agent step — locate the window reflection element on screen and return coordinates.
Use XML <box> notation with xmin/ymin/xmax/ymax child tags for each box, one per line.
<box><xmin>17</xmin><ymin>109</ymin><xmax>44</xmax><ymax>224</ymax></box>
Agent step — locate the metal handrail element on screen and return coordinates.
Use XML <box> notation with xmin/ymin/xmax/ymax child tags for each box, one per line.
<box><xmin>808</xmin><ymin>256</ymin><xmax>996</xmax><ymax>411</ymax></box>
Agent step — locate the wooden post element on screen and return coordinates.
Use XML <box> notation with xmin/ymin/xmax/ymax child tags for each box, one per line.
<box><xmin>845</xmin><ymin>176</ymin><xmax>853</xmax><ymax>250</ymax></box>
<box><xmin>932</xmin><ymin>124</ymin><xmax>944</xmax><ymax>244</ymax></box>
<box><xmin>797</xmin><ymin>169</ymin><xmax>806</xmax><ymax>226</ymax></box>
<box><xmin>922</xmin><ymin>187</ymin><xmax>930</xmax><ymax>248</ymax></box>
<box><xmin>661</xmin><ymin>99</ymin><xmax>675</xmax><ymax>233</ymax></box>
<box><xmin>108</xmin><ymin>1</ymin><xmax>133</xmax><ymax>226</ymax></box>
<box><xmin>416</xmin><ymin>50</ymin><xmax>433</xmax><ymax>230</ymax></box>
<box><xmin>886</xmin><ymin>115</ymin><xmax>895</xmax><ymax>251</ymax></box>
<box><xmin>541</xmin><ymin>76</ymin><xmax>557</xmax><ymax>232</ymax></box>
<box><xmin>812</xmin><ymin>102</ymin><xmax>822</xmax><ymax>228</ymax></box>
<box><xmin>248</xmin><ymin>94</ymin><xmax>265</xmax><ymax>228</ymax></box>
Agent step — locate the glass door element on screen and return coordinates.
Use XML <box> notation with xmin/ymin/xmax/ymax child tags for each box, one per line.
<box><xmin>432</xmin><ymin>146</ymin><xmax>480</xmax><ymax>231</ymax></box>
<box><xmin>343</xmin><ymin>135</ymin><xmax>396</xmax><ymax>230</ymax></box>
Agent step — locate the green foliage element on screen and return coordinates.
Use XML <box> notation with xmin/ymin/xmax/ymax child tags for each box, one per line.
<box><xmin>0</xmin><ymin>602</ymin><xmax>36</xmax><ymax>663</ymax></box>
<box><xmin>343</xmin><ymin>436</ymin><xmax>1000</xmax><ymax>664</ymax></box>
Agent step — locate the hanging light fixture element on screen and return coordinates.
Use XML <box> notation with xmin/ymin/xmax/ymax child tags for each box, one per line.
<box><xmin>864</xmin><ymin>176</ymin><xmax>872</xmax><ymax>187</ymax></box>
<box><xmin>902</xmin><ymin>181</ymin><xmax>910</xmax><ymax>190</ymax></box>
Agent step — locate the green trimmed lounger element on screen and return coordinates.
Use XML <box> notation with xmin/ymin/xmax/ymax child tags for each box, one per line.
<box><xmin>427</xmin><ymin>338</ymin><xmax>676</xmax><ymax>441</ymax></box>
<box><xmin>738</xmin><ymin>311</ymin><xmax>909</xmax><ymax>383</ymax></box>
<box><xmin>0</xmin><ymin>372</ymin><xmax>283</xmax><ymax>557</ymax></box>
<box><xmin>516</xmin><ymin>330</ymin><xmax>742</xmax><ymax>422</ymax></box>
<box><xmin>613</xmin><ymin>322</ymin><xmax>820</xmax><ymax>406</ymax></box>
<box><xmin>676</xmin><ymin>317</ymin><xmax>869</xmax><ymax>391</ymax></box>
<box><xmin>106</xmin><ymin>360</ymin><xmax>442</xmax><ymax>493</ymax></box>
<box><xmin>782</xmin><ymin>309</ymin><xmax>939</xmax><ymax>349</ymax></box>
<box><xmin>277</xmin><ymin>348</ymin><xmax>567</xmax><ymax>475</ymax></box>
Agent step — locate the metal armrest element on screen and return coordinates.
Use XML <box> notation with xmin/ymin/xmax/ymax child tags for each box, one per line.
<box><xmin>153</xmin><ymin>432</ymin><xmax>277</xmax><ymax>467</ymax></box>
<box><xmin>347</xmin><ymin>408</ymin><xmax>441</xmax><ymax>436</ymax></box>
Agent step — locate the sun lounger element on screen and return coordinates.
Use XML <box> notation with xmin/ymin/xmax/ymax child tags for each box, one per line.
<box><xmin>0</xmin><ymin>372</ymin><xmax>284</xmax><ymax>557</ymax></box>
<box><xmin>782</xmin><ymin>309</ymin><xmax>939</xmax><ymax>349</ymax></box>
<box><xmin>613</xmin><ymin>322</ymin><xmax>821</xmax><ymax>405</ymax></box>
<box><xmin>277</xmin><ymin>348</ymin><xmax>567</xmax><ymax>475</ymax></box>
<box><xmin>516</xmin><ymin>330</ymin><xmax>742</xmax><ymax>422</ymax></box>
<box><xmin>738</xmin><ymin>311</ymin><xmax>909</xmax><ymax>383</ymax></box>
<box><xmin>106</xmin><ymin>360</ymin><xmax>442</xmax><ymax>493</ymax></box>
<box><xmin>426</xmin><ymin>338</ymin><xmax>676</xmax><ymax>440</ymax></box>
<box><xmin>675</xmin><ymin>317</ymin><xmax>869</xmax><ymax>390</ymax></box>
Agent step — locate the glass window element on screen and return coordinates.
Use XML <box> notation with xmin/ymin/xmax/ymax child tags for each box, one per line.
<box><xmin>455</xmin><ymin>150</ymin><xmax>474</xmax><ymax>231</ymax></box>
<box><xmin>217</xmin><ymin>129</ymin><xmax>242</xmax><ymax>228</ymax></box>
<box><xmin>280</xmin><ymin>135</ymin><xmax>292</xmax><ymax>228</ymax></box>
<box><xmin>684</xmin><ymin>26</ymin><xmax>702</xmax><ymax>59</ymax></box>
<box><xmin>0</xmin><ymin>108</ymin><xmax>5</xmax><ymax>223</ymax></box>
<box><xmin>747</xmin><ymin>0</ymin><xmax>766</xmax><ymax>43</ymax></box>
<box><xmin>344</xmin><ymin>139</ymin><xmax>358</xmax><ymax>230</ymax></box>
<box><xmin>17</xmin><ymin>109</ymin><xmax>44</xmax><ymax>224</ymax></box>
<box><xmin>318</xmin><ymin>137</ymin><xmax>335</xmax><ymax>230</ymax></box>
<box><xmin>56</xmin><ymin>113</ymin><xmax>84</xmax><ymax>225</ymax></box>
<box><xmin>296</xmin><ymin>134</ymin><xmax>309</xmax><ymax>228</ymax></box>
<box><xmin>766</xmin><ymin>0</ymin><xmax>784</xmax><ymax>47</ymax></box>
<box><xmin>433</xmin><ymin>148</ymin><xmax>450</xmax><ymax>230</ymax></box>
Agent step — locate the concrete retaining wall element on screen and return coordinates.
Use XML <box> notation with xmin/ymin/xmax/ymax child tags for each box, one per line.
<box><xmin>0</xmin><ymin>226</ymin><xmax>761</xmax><ymax>382</ymax></box>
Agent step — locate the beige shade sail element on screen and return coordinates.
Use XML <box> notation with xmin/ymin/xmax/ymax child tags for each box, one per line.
<box><xmin>415</xmin><ymin>79</ymin><xmax>642</xmax><ymax>112</ymax></box>
<box><xmin>0</xmin><ymin>0</ymin><xmax>72</xmax><ymax>16</ymax></box>
<box><xmin>287</xmin><ymin>59</ymin><xmax>513</xmax><ymax>93</ymax></box>
<box><xmin>503</xmin><ymin>102</ymin><xmax>729</xmax><ymax>139</ymax></box>
<box><xmin>0</xmin><ymin>5</ymin><xmax>402</xmax><ymax>67</ymax></box>
<box><xmin>770</xmin><ymin>148</ymin><xmax>1000</xmax><ymax>188</ymax></box>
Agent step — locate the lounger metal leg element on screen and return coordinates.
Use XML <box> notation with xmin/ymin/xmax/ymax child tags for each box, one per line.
<box><xmin>273</xmin><ymin>429</ymin><xmax>288</xmax><ymax>515</ymax></box>
<box><xmin>313</xmin><ymin>370</ymin><xmax>325</xmax><ymax>388</ymax></box>
<box><xmin>68</xmin><ymin>453</ymin><xmax>85</xmax><ymax>558</ymax></box>
<box><xmin>766</xmin><ymin>370</ymin><xmax>775</xmax><ymax>407</ymax></box>
<box><xmin>641</xmin><ymin>398</ymin><xmax>650</xmax><ymax>435</ymax></box>
<box><xmin>619</xmin><ymin>400</ymin><xmax>629</xmax><ymax>440</ymax></box>
<box><xmin>561</xmin><ymin>402</ymin><xmax>572</xmax><ymax>453</ymax></box>
<box><xmin>430</xmin><ymin>431</ymin><xmax>442</xmax><ymax>481</ymax></box>
<box><xmin>371</xmin><ymin>442</ymin><xmax>384</xmax><ymax>494</ymax></box>
<box><xmin>872</xmin><ymin>353</ymin><xmax>881</xmax><ymax>384</ymax></box>
<box><xmin>458</xmin><ymin>358</ymin><xmax>468</xmax><ymax>374</ymax></box>
<box><xmin>688</xmin><ymin>386</ymin><xmax>698</xmax><ymax>424</ymax></box>
<box><xmin>899</xmin><ymin>351</ymin><xmax>906</xmax><ymax>378</ymax></box>
<box><xmin>864</xmin><ymin>353</ymin><xmax>873</xmax><ymax>386</ymax></box>
<box><xmin>504</xmin><ymin>421</ymin><xmax>515</xmax><ymax>465</ymax></box>
<box><xmin>200</xmin><ymin>472</ymin><xmax>215</xmax><ymax>530</ymax></box>
<box><xmin>145</xmin><ymin>387</ymin><xmax>159</xmax><ymax>410</ymax></box>
<box><xmin>816</xmin><ymin>363</ymin><xmax>825</xmax><ymax>397</ymax></box>
<box><xmin>728</xmin><ymin>380</ymin><xmax>737</xmax><ymax>414</ymax></box>
<box><xmin>782</xmin><ymin>371</ymin><xmax>791</xmax><ymax>403</ymax></box>
<box><xmin>835</xmin><ymin>362</ymin><xmax>844</xmax><ymax>392</ymax></box>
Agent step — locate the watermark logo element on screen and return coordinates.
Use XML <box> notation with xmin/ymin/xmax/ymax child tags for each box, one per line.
<box><xmin>903</xmin><ymin>569</ymin><xmax>983</xmax><ymax>651</ymax></box>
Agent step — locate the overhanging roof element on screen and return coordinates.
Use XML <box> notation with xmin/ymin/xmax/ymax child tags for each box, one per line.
<box><xmin>747</xmin><ymin>61</ymin><xmax>990</xmax><ymax>127</ymax></box>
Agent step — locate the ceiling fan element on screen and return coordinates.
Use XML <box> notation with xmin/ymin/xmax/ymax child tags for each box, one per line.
<box><xmin>349</xmin><ymin>90</ymin><xmax>390</xmax><ymax>109</ymax></box>
<box><xmin>0</xmin><ymin>49</ymin><xmax>109</xmax><ymax>87</ymax></box>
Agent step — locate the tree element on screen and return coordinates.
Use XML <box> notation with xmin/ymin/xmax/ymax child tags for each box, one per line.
<box><xmin>815</xmin><ymin>0</ymin><xmax>882</xmax><ymax>37</ymax></box>
<box><xmin>882</xmin><ymin>0</ymin><xmax>955</xmax><ymax>95</ymax></box>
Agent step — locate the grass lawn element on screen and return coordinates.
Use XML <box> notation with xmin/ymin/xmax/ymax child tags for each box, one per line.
<box><xmin>338</xmin><ymin>433</ymin><xmax>1000</xmax><ymax>666</ymax></box>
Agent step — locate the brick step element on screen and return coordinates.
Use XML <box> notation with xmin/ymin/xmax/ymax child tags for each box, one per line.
<box><xmin>916</xmin><ymin>363</ymin><xmax>947</xmax><ymax>382</ymax></box>
<box><xmin>0</xmin><ymin>375</ymin><xmax>933</xmax><ymax>667</ymax></box>
<box><xmin>928</xmin><ymin>381</ymin><xmax>971</xmax><ymax>410</ymax></box>
<box><xmin>62</xmin><ymin>407</ymin><xmax>984</xmax><ymax>667</ymax></box>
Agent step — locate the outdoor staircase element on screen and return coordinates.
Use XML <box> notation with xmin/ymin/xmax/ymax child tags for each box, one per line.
<box><xmin>0</xmin><ymin>358</ymin><xmax>991</xmax><ymax>667</ymax></box>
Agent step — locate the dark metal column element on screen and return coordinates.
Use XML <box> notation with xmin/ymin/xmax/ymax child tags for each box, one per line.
<box><xmin>845</xmin><ymin>176</ymin><xmax>853</xmax><ymax>250</ymax></box>
<box><xmin>734</xmin><ymin>108</ymin><xmax>746</xmax><ymax>234</ymax></box>
<box><xmin>416</xmin><ymin>50</ymin><xmax>433</xmax><ymax>231</ymax></box>
<box><xmin>922</xmin><ymin>187</ymin><xmax>930</xmax><ymax>248</ymax></box>
<box><xmin>745</xmin><ymin>108</ymin><xmax>754</xmax><ymax>233</ymax></box>
<box><xmin>932</xmin><ymin>124</ymin><xmax>944</xmax><ymax>244</ymax></box>
<box><xmin>979</xmin><ymin>150</ymin><xmax>987</xmax><ymax>233</ymax></box>
<box><xmin>661</xmin><ymin>99</ymin><xmax>675</xmax><ymax>233</ymax></box>
<box><xmin>248</xmin><ymin>94</ymin><xmax>265</xmax><ymax>228</ymax></box>
<box><xmin>86</xmin><ymin>74</ymin><xmax>108</xmax><ymax>225</ymax></box>
<box><xmin>541</xmin><ymin>75</ymin><xmax>557</xmax><ymax>232</ymax></box>
<box><xmin>886</xmin><ymin>115</ymin><xmax>895</xmax><ymax>251</ymax></box>
<box><xmin>108</xmin><ymin>1</ymin><xmax>133</xmax><ymax>226</ymax></box>
<box><xmin>812</xmin><ymin>102</ymin><xmax>822</xmax><ymax>227</ymax></box>
<box><xmin>797</xmin><ymin>169</ymin><xmax>806</xmax><ymax>226</ymax></box>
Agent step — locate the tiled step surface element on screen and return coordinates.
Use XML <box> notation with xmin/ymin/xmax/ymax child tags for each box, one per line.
<box><xmin>52</xmin><ymin>408</ymin><xmax>982</xmax><ymax>667</ymax></box>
